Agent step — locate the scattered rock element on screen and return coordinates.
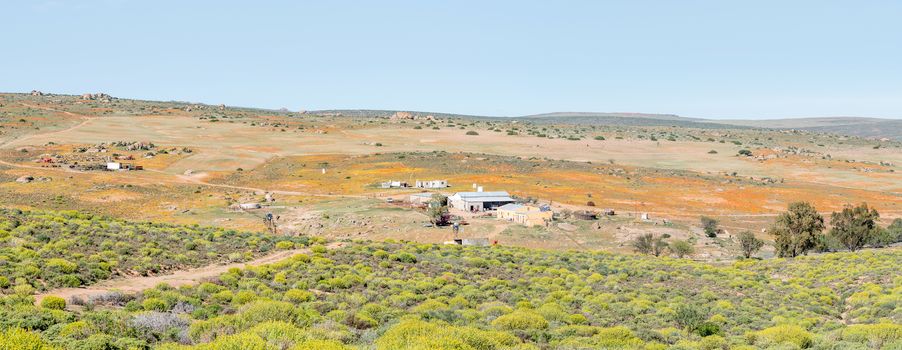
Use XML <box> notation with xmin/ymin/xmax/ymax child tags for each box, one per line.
<box><xmin>81</xmin><ymin>93</ymin><xmax>113</xmax><ymax>102</ymax></box>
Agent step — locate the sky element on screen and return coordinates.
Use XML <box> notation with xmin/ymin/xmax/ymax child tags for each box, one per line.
<box><xmin>2</xmin><ymin>0</ymin><xmax>901</xmax><ymax>119</ymax></box>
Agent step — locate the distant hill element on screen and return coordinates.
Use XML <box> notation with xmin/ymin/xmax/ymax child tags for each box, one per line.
<box><xmin>521</xmin><ymin>112</ymin><xmax>694</xmax><ymax>121</ymax></box>
<box><xmin>512</xmin><ymin>112</ymin><xmax>745</xmax><ymax>129</ymax></box>
<box><xmin>307</xmin><ymin>109</ymin><xmax>488</xmax><ymax>120</ymax></box>
<box><xmin>707</xmin><ymin>117</ymin><xmax>902</xmax><ymax>140</ymax></box>
<box><xmin>290</xmin><ymin>108</ymin><xmax>902</xmax><ymax>140</ymax></box>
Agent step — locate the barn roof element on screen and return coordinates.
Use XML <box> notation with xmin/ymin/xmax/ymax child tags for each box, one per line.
<box><xmin>453</xmin><ymin>191</ymin><xmax>514</xmax><ymax>202</ymax></box>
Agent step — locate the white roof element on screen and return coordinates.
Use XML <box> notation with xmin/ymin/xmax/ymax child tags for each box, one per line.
<box><xmin>453</xmin><ymin>191</ymin><xmax>514</xmax><ymax>202</ymax></box>
<box><xmin>498</xmin><ymin>203</ymin><xmax>523</xmax><ymax>211</ymax></box>
<box><xmin>455</xmin><ymin>191</ymin><xmax>510</xmax><ymax>198</ymax></box>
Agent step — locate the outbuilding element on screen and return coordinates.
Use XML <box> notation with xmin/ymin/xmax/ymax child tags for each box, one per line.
<box><xmin>497</xmin><ymin>204</ymin><xmax>553</xmax><ymax>226</ymax></box>
<box><xmin>415</xmin><ymin>180</ymin><xmax>449</xmax><ymax>189</ymax></box>
<box><xmin>448</xmin><ymin>191</ymin><xmax>515</xmax><ymax>212</ymax></box>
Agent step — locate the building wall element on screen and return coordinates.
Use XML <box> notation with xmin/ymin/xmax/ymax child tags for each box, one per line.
<box><xmin>520</xmin><ymin>211</ymin><xmax>553</xmax><ymax>226</ymax></box>
<box><xmin>450</xmin><ymin>198</ymin><xmax>484</xmax><ymax>212</ymax></box>
<box><xmin>498</xmin><ymin>207</ymin><xmax>553</xmax><ymax>226</ymax></box>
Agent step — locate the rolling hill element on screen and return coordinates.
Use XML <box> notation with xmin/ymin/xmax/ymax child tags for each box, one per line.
<box><xmin>308</xmin><ymin>109</ymin><xmax>902</xmax><ymax>140</ymax></box>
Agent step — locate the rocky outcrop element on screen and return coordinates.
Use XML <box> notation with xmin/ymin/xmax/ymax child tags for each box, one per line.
<box><xmin>81</xmin><ymin>93</ymin><xmax>114</xmax><ymax>102</ymax></box>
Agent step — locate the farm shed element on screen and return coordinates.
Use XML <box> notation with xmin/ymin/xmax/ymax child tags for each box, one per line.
<box><xmin>408</xmin><ymin>192</ymin><xmax>435</xmax><ymax>205</ymax></box>
<box><xmin>380</xmin><ymin>180</ymin><xmax>408</xmax><ymax>189</ymax></box>
<box><xmin>415</xmin><ymin>180</ymin><xmax>449</xmax><ymax>189</ymax></box>
<box><xmin>106</xmin><ymin>162</ymin><xmax>142</xmax><ymax>171</ymax></box>
<box><xmin>497</xmin><ymin>204</ymin><xmax>553</xmax><ymax>226</ymax></box>
<box><xmin>449</xmin><ymin>191</ymin><xmax>515</xmax><ymax>212</ymax></box>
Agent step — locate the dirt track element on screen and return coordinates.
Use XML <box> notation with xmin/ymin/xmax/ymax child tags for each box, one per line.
<box><xmin>35</xmin><ymin>242</ymin><xmax>343</xmax><ymax>306</ymax></box>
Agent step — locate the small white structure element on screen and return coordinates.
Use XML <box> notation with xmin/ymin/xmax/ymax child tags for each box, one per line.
<box><xmin>106</xmin><ymin>162</ymin><xmax>122</xmax><ymax>170</ymax></box>
<box><xmin>380</xmin><ymin>180</ymin><xmax>408</xmax><ymax>189</ymax></box>
<box><xmin>444</xmin><ymin>238</ymin><xmax>491</xmax><ymax>246</ymax></box>
<box><xmin>415</xmin><ymin>180</ymin><xmax>448</xmax><ymax>189</ymax></box>
<box><xmin>239</xmin><ymin>203</ymin><xmax>262</xmax><ymax>210</ymax></box>
<box><xmin>448</xmin><ymin>191</ymin><xmax>515</xmax><ymax>212</ymax></box>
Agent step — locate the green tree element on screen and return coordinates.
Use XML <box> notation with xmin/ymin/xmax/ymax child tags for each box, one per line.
<box><xmin>670</xmin><ymin>240</ymin><xmax>694</xmax><ymax>258</ymax></box>
<box><xmin>829</xmin><ymin>203</ymin><xmax>879</xmax><ymax>252</ymax></box>
<box><xmin>871</xmin><ymin>218</ymin><xmax>902</xmax><ymax>247</ymax></box>
<box><xmin>700</xmin><ymin>216</ymin><xmax>719</xmax><ymax>237</ymax></box>
<box><xmin>768</xmin><ymin>202</ymin><xmax>825</xmax><ymax>257</ymax></box>
<box><xmin>430</xmin><ymin>193</ymin><xmax>448</xmax><ymax>207</ymax></box>
<box><xmin>737</xmin><ymin>231</ymin><xmax>764</xmax><ymax>258</ymax></box>
<box><xmin>426</xmin><ymin>194</ymin><xmax>450</xmax><ymax>226</ymax></box>
<box><xmin>632</xmin><ymin>234</ymin><xmax>668</xmax><ymax>257</ymax></box>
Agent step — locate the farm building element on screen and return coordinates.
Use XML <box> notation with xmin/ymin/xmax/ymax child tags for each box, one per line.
<box><xmin>106</xmin><ymin>162</ymin><xmax>143</xmax><ymax>171</ymax></box>
<box><xmin>380</xmin><ymin>180</ymin><xmax>408</xmax><ymax>189</ymax></box>
<box><xmin>415</xmin><ymin>180</ymin><xmax>448</xmax><ymax>189</ymax></box>
<box><xmin>449</xmin><ymin>191</ymin><xmax>515</xmax><ymax>212</ymax></box>
<box><xmin>408</xmin><ymin>192</ymin><xmax>436</xmax><ymax>205</ymax></box>
<box><xmin>497</xmin><ymin>204</ymin><xmax>553</xmax><ymax>226</ymax></box>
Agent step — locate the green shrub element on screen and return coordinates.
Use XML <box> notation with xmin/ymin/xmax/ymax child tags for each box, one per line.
<box><xmin>142</xmin><ymin>297</ymin><xmax>168</xmax><ymax>311</ymax></box>
<box><xmin>749</xmin><ymin>325</ymin><xmax>813</xmax><ymax>348</ymax></box>
<box><xmin>0</xmin><ymin>328</ymin><xmax>56</xmax><ymax>350</ymax></box>
<box><xmin>283</xmin><ymin>289</ymin><xmax>314</xmax><ymax>304</ymax></box>
<box><xmin>491</xmin><ymin>310</ymin><xmax>549</xmax><ymax>330</ymax></box>
<box><xmin>248</xmin><ymin>321</ymin><xmax>308</xmax><ymax>348</ymax></box>
<box><xmin>275</xmin><ymin>241</ymin><xmax>295</xmax><ymax>250</ymax></box>
<box><xmin>40</xmin><ymin>296</ymin><xmax>66</xmax><ymax>310</ymax></box>
<box><xmin>840</xmin><ymin>323</ymin><xmax>902</xmax><ymax>348</ymax></box>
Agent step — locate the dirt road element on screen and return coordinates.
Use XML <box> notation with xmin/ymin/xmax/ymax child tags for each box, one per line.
<box><xmin>35</xmin><ymin>242</ymin><xmax>344</xmax><ymax>305</ymax></box>
<box><xmin>0</xmin><ymin>103</ymin><xmax>95</xmax><ymax>149</ymax></box>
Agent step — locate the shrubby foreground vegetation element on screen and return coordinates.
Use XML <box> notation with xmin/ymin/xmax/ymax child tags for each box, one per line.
<box><xmin>0</xmin><ymin>209</ymin><xmax>310</xmax><ymax>291</ymax></box>
<box><xmin>1</xmin><ymin>237</ymin><xmax>899</xmax><ymax>349</ymax></box>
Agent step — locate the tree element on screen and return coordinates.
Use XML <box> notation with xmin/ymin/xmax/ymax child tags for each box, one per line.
<box><xmin>871</xmin><ymin>218</ymin><xmax>902</xmax><ymax>247</ymax></box>
<box><xmin>430</xmin><ymin>193</ymin><xmax>448</xmax><ymax>207</ymax></box>
<box><xmin>427</xmin><ymin>194</ymin><xmax>450</xmax><ymax>226</ymax></box>
<box><xmin>768</xmin><ymin>202</ymin><xmax>825</xmax><ymax>257</ymax></box>
<box><xmin>670</xmin><ymin>240</ymin><xmax>694</xmax><ymax>258</ymax></box>
<box><xmin>737</xmin><ymin>231</ymin><xmax>764</xmax><ymax>258</ymax></box>
<box><xmin>829</xmin><ymin>203</ymin><xmax>880</xmax><ymax>252</ymax></box>
<box><xmin>700</xmin><ymin>216</ymin><xmax>719</xmax><ymax>238</ymax></box>
<box><xmin>632</xmin><ymin>234</ymin><xmax>669</xmax><ymax>257</ymax></box>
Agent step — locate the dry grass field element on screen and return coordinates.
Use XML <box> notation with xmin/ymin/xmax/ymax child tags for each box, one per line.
<box><xmin>1</xmin><ymin>93</ymin><xmax>900</xmax><ymax>257</ymax></box>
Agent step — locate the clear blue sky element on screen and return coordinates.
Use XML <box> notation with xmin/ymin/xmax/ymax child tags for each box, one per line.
<box><xmin>3</xmin><ymin>0</ymin><xmax>901</xmax><ymax>119</ymax></box>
